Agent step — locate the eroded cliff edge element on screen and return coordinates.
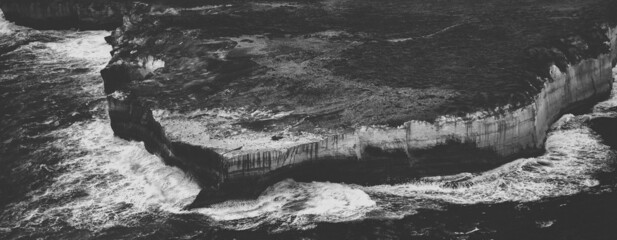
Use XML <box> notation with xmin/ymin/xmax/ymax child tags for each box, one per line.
<box><xmin>97</xmin><ymin>0</ymin><xmax>617</xmax><ymax>207</ymax></box>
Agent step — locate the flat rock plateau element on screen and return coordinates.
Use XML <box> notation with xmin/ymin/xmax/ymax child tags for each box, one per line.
<box><xmin>3</xmin><ymin>0</ymin><xmax>617</xmax><ymax>207</ymax></box>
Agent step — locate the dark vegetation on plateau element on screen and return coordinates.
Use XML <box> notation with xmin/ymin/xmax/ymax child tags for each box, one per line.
<box><xmin>92</xmin><ymin>0</ymin><xmax>617</xmax><ymax>207</ymax></box>
<box><xmin>104</xmin><ymin>0</ymin><xmax>616</xmax><ymax>132</ymax></box>
<box><xmin>1</xmin><ymin>0</ymin><xmax>617</xmax><ymax>213</ymax></box>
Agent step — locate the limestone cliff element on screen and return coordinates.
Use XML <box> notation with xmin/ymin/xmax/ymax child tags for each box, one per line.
<box><xmin>96</xmin><ymin>0</ymin><xmax>617</xmax><ymax>207</ymax></box>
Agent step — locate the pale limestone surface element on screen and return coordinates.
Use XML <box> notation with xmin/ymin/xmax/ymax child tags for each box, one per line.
<box><xmin>212</xmin><ymin>26</ymin><xmax>617</xmax><ymax>177</ymax></box>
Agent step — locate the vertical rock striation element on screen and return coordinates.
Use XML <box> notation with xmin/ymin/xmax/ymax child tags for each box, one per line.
<box><xmin>1</xmin><ymin>0</ymin><xmax>604</xmax><ymax>207</ymax></box>
<box><xmin>101</xmin><ymin>20</ymin><xmax>617</xmax><ymax>207</ymax></box>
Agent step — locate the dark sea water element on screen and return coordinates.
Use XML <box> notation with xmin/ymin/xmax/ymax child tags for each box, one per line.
<box><xmin>2</xmin><ymin>11</ymin><xmax>617</xmax><ymax>240</ymax></box>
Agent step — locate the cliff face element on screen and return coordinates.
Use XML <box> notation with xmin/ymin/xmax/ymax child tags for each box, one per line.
<box><xmin>221</xmin><ymin>29</ymin><xmax>617</xmax><ymax>181</ymax></box>
<box><xmin>0</xmin><ymin>0</ymin><xmax>132</xmax><ymax>30</ymax></box>
<box><xmin>401</xmin><ymin>25</ymin><xmax>617</xmax><ymax>164</ymax></box>
<box><xmin>97</xmin><ymin>0</ymin><xmax>617</xmax><ymax>208</ymax></box>
<box><xmin>404</xmin><ymin>49</ymin><xmax>615</xmax><ymax>162</ymax></box>
<box><xmin>102</xmin><ymin>37</ymin><xmax>617</xmax><ymax>207</ymax></box>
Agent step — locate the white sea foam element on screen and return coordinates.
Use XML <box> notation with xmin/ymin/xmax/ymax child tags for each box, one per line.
<box><xmin>5</xmin><ymin>120</ymin><xmax>201</xmax><ymax>231</ymax></box>
<box><xmin>56</xmin><ymin>120</ymin><xmax>373</xmax><ymax>231</ymax></box>
<box><xmin>0</xmin><ymin>9</ymin><xmax>29</xmax><ymax>35</ymax></box>
<box><xmin>365</xmin><ymin>123</ymin><xmax>612</xmax><ymax>206</ymax></box>
<box><xmin>192</xmin><ymin>88</ymin><xmax>617</xmax><ymax>228</ymax></box>
<box><xmin>15</xmin><ymin>30</ymin><xmax>112</xmax><ymax>96</ymax></box>
<box><xmin>1</xmin><ymin>21</ymin><xmax>615</xmax><ymax>233</ymax></box>
<box><xmin>5</xmin><ymin>120</ymin><xmax>375</xmax><ymax>231</ymax></box>
<box><xmin>191</xmin><ymin>113</ymin><xmax>614</xmax><ymax>229</ymax></box>
<box><xmin>0</xmin><ymin>9</ymin><xmax>16</xmax><ymax>35</ymax></box>
<box><xmin>196</xmin><ymin>179</ymin><xmax>376</xmax><ymax>230</ymax></box>
<box><xmin>4</xmin><ymin>86</ymin><xmax>614</xmax><ymax>233</ymax></box>
<box><xmin>35</xmin><ymin>31</ymin><xmax>111</xmax><ymax>69</ymax></box>
<box><xmin>5</xmin><ymin>72</ymin><xmax>614</xmax><ymax>234</ymax></box>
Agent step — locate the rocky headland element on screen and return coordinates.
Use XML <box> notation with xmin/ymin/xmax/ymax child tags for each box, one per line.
<box><xmin>3</xmin><ymin>0</ymin><xmax>617</xmax><ymax>208</ymax></box>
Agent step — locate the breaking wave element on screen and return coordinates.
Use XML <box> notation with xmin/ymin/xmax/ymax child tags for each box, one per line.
<box><xmin>3</xmin><ymin>119</ymin><xmax>376</xmax><ymax>231</ymax></box>
<box><xmin>5</xmin><ymin>104</ymin><xmax>613</xmax><ymax>232</ymax></box>
<box><xmin>1</xmin><ymin>119</ymin><xmax>375</xmax><ymax>232</ymax></box>
<box><xmin>0</xmin><ymin>18</ymin><xmax>614</xmax><ymax>233</ymax></box>
<box><xmin>185</xmin><ymin>76</ymin><xmax>617</xmax><ymax>230</ymax></box>
<box><xmin>190</xmin><ymin>113</ymin><xmax>615</xmax><ymax>230</ymax></box>
<box><xmin>196</xmin><ymin>179</ymin><xmax>376</xmax><ymax>231</ymax></box>
<box><xmin>3</xmin><ymin>120</ymin><xmax>201</xmax><ymax>231</ymax></box>
<box><xmin>0</xmin><ymin>9</ymin><xmax>17</xmax><ymax>35</ymax></box>
<box><xmin>365</xmin><ymin>120</ymin><xmax>613</xmax><ymax>208</ymax></box>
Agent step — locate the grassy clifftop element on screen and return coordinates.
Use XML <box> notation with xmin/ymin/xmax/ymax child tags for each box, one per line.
<box><xmin>103</xmin><ymin>0</ymin><xmax>616</xmax><ymax>132</ymax></box>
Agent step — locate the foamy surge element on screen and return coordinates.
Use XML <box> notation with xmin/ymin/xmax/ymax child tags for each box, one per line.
<box><xmin>196</xmin><ymin>179</ymin><xmax>376</xmax><ymax>231</ymax></box>
<box><xmin>365</xmin><ymin>121</ymin><xmax>612</xmax><ymax>206</ymax></box>
<box><xmin>2</xmin><ymin>120</ymin><xmax>377</xmax><ymax>232</ymax></box>
<box><xmin>189</xmin><ymin>114</ymin><xmax>614</xmax><ymax>229</ymax></box>
<box><xmin>2</xmin><ymin>23</ymin><xmax>614</xmax><ymax>232</ymax></box>
<box><xmin>27</xmin><ymin>30</ymin><xmax>111</xmax><ymax>69</ymax></box>
<box><xmin>60</xmin><ymin>34</ymin><xmax>110</xmax><ymax>60</ymax></box>
<box><xmin>5</xmin><ymin>120</ymin><xmax>201</xmax><ymax>231</ymax></box>
<box><xmin>0</xmin><ymin>9</ymin><xmax>16</xmax><ymax>34</ymax></box>
<box><xmin>193</xmin><ymin>78</ymin><xmax>617</xmax><ymax>229</ymax></box>
<box><xmin>6</xmin><ymin>91</ymin><xmax>614</xmax><ymax>233</ymax></box>
<box><xmin>0</xmin><ymin>9</ymin><xmax>29</xmax><ymax>35</ymax></box>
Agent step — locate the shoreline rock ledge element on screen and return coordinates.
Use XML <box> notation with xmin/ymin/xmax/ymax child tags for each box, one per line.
<box><xmin>5</xmin><ymin>0</ymin><xmax>617</xmax><ymax>208</ymax></box>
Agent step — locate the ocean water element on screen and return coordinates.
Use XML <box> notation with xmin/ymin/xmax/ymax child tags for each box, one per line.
<box><xmin>1</xmin><ymin>11</ymin><xmax>617</xmax><ymax>240</ymax></box>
